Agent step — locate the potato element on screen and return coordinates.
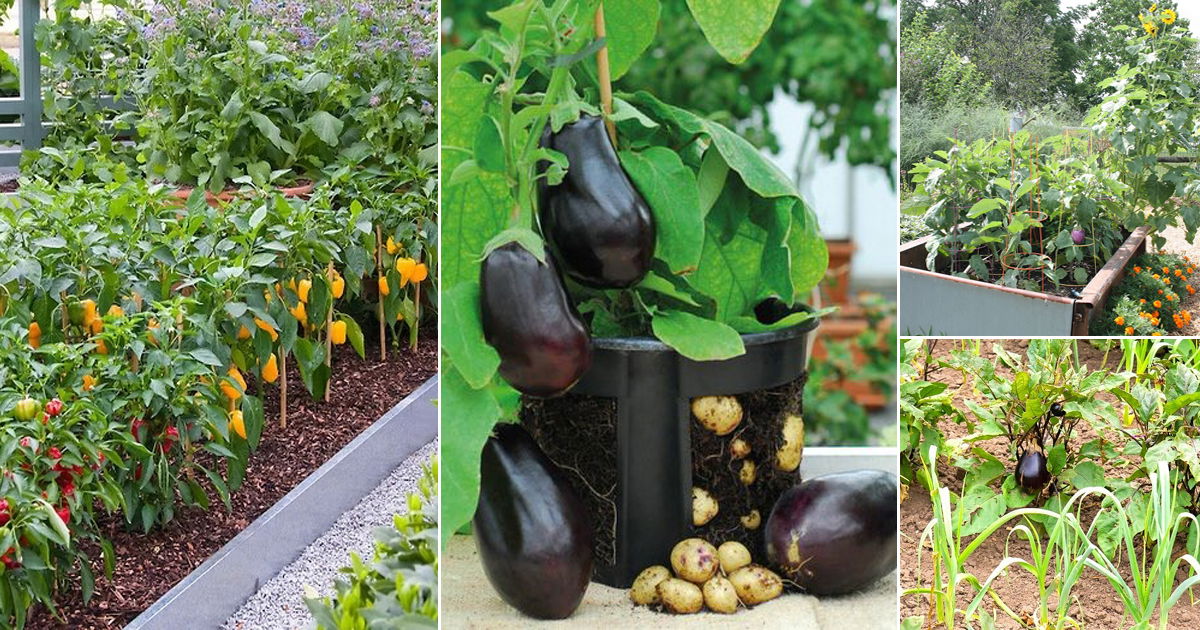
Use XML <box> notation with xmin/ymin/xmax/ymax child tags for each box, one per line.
<box><xmin>657</xmin><ymin>578</ymin><xmax>703</xmax><ymax>614</ymax></box>
<box><xmin>702</xmin><ymin>575</ymin><xmax>739</xmax><ymax>614</ymax></box>
<box><xmin>740</xmin><ymin>509</ymin><xmax>761</xmax><ymax>529</ymax></box>
<box><xmin>670</xmin><ymin>538</ymin><xmax>719</xmax><ymax>583</ymax></box>
<box><xmin>775</xmin><ymin>414</ymin><xmax>805</xmax><ymax>472</ymax></box>
<box><xmin>717</xmin><ymin>541</ymin><xmax>752</xmax><ymax>574</ymax></box>
<box><xmin>730</xmin><ymin>438</ymin><xmax>751</xmax><ymax>459</ymax></box>
<box><xmin>729</xmin><ymin>564</ymin><xmax>783</xmax><ymax>605</ymax></box>
<box><xmin>739</xmin><ymin>460</ymin><xmax>757</xmax><ymax>485</ymax></box>
<box><xmin>630</xmin><ymin>565</ymin><xmax>671</xmax><ymax>605</ymax></box>
<box><xmin>691</xmin><ymin>396</ymin><xmax>743</xmax><ymax>436</ymax></box>
<box><xmin>692</xmin><ymin>486</ymin><xmax>719</xmax><ymax>526</ymax></box>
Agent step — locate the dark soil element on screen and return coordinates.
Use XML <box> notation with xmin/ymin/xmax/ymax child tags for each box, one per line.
<box><xmin>692</xmin><ymin>375</ymin><xmax>805</xmax><ymax>560</ymax></box>
<box><xmin>522</xmin><ymin>395</ymin><xmax>618</xmax><ymax>566</ymax></box>
<box><xmin>0</xmin><ymin>179</ymin><xmax>18</xmax><ymax>193</ymax></box>
<box><xmin>27</xmin><ymin>337</ymin><xmax>437</xmax><ymax>629</ymax></box>
<box><xmin>900</xmin><ymin>339</ymin><xmax>1200</xmax><ymax>629</ymax></box>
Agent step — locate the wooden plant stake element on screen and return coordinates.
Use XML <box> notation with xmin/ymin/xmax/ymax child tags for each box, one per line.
<box><xmin>374</xmin><ymin>225</ymin><xmax>387</xmax><ymax>361</ymax></box>
<box><xmin>324</xmin><ymin>261</ymin><xmax>334</xmax><ymax>402</ymax></box>
<box><xmin>595</xmin><ymin>3</ymin><xmax>617</xmax><ymax>145</ymax></box>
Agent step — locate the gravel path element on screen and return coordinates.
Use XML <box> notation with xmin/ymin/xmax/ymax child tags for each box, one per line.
<box><xmin>1155</xmin><ymin>225</ymin><xmax>1200</xmax><ymax>334</ymax></box>
<box><xmin>224</xmin><ymin>439</ymin><xmax>438</xmax><ymax>630</ymax></box>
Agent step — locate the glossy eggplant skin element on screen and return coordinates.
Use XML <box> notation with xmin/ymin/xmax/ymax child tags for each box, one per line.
<box><xmin>1016</xmin><ymin>450</ymin><xmax>1050</xmax><ymax>490</ymax></box>
<box><xmin>765</xmin><ymin>470</ymin><xmax>897</xmax><ymax>596</ymax></box>
<box><xmin>481</xmin><ymin>243</ymin><xmax>592</xmax><ymax>398</ymax></box>
<box><xmin>473</xmin><ymin>423</ymin><xmax>595</xmax><ymax>619</ymax></box>
<box><xmin>538</xmin><ymin>116</ymin><xmax>655</xmax><ymax>288</ymax></box>
<box><xmin>1049</xmin><ymin>402</ymin><xmax>1065</xmax><ymax>417</ymax></box>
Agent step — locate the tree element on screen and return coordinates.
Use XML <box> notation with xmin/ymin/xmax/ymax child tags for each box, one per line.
<box><xmin>1075</xmin><ymin>0</ymin><xmax>1197</xmax><ymax>109</ymax></box>
<box><xmin>900</xmin><ymin>12</ymin><xmax>992</xmax><ymax>108</ymax></box>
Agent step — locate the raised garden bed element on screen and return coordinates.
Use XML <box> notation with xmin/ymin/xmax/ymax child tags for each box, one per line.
<box><xmin>899</xmin><ymin>226</ymin><xmax>1149</xmax><ymax>336</ymax></box>
<box><xmin>25</xmin><ymin>340</ymin><xmax>436</xmax><ymax>630</ymax></box>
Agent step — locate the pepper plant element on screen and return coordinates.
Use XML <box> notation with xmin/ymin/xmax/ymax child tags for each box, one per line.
<box><xmin>442</xmin><ymin>0</ymin><xmax>830</xmax><ymax>540</ymax></box>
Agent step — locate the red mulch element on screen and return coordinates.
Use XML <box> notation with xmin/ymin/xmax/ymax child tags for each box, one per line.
<box><xmin>26</xmin><ymin>337</ymin><xmax>437</xmax><ymax>629</ymax></box>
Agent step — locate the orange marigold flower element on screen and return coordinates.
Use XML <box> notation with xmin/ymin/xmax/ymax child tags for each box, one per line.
<box><xmin>1135</xmin><ymin>266</ymin><xmax>1143</xmax><ymax>273</ymax></box>
<box><xmin>1153</xmin><ymin>332</ymin><xmax>1163</xmax><ymax>336</ymax></box>
<box><xmin>1169</xmin><ymin>294</ymin><xmax>1177</xmax><ymax>301</ymax></box>
<box><xmin>1141</xmin><ymin>298</ymin><xmax>1148</xmax><ymax>304</ymax></box>
<box><xmin>1160</xmin><ymin>289</ymin><xmax>1165</xmax><ymax>295</ymax></box>
<box><xmin>1154</xmin><ymin>274</ymin><xmax>1161</xmax><ymax>280</ymax></box>
<box><xmin>1165</xmin><ymin>266</ymin><xmax>1171</xmax><ymax>274</ymax></box>
<box><xmin>1190</xmin><ymin>285</ymin><xmax>1197</xmax><ymax>295</ymax></box>
<box><xmin>1155</xmin><ymin>300</ymin><xmax>1163</xmax><ymax>308</ymax></box>
<box><xmin>1115</xmin><ymin>316</ymin><xmax>1126</xmax><ymax>325</ymax></box>
<box><xmin>1126</xmin><ymin>326</ymin><xmax>1135</xmax><ymax>335</ymax></box>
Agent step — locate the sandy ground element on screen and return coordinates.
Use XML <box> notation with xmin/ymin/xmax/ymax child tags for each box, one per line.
<box><xmin>442</xmin><ymin>535</ymin><xmax>897</xmax><ymax>629</ymax></box>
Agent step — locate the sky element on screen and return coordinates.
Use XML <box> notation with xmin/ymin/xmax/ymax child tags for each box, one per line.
<box><xmin>1062</xmin><ymin>0</ymin><xmax>1200</xmax><ymax>26</ymax></box>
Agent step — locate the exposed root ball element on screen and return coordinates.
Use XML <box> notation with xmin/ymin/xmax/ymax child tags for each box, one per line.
<box><xmin>692</xmin><ymin>486</ymin><xmax>718</xmax><ymax>526</ymax></box>
<box><xmin>630</xmin><ymin>565</ymin><xmax>671</xmax><ymax>605</ymax></box>
<box><xmin>670</xmin><ymin>538</ymin><xmax>719</xmax><ymax>584</ymax></box>
<box><xmin>691</xmin><ymin>396</ymin><xmax>743</xmax><ymax>436</ymax></box>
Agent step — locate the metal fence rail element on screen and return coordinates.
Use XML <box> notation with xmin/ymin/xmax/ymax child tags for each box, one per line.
<box><xmin>0</xmin><ymin>0</ymin><xmax>42</xmax><ymax>167</ymax></box>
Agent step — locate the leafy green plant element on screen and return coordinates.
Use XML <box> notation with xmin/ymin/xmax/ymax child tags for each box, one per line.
<box><xmin>305</xmin><ymin>458</ymin><xmax>438</xmax><ymax>628</ymax></box>
<box><xmin>1087</xmin><ymin>5</ymin><xmax>1200</xmax><ymax>249</ymax></box>
<box><xmin>905</xmin><ymin>132</ymin><xmax>1128</xmax><ymax>292</ymax></box>
<box><xmin>442</xmin><ymin>0</ymin><xmax>830</xmax><ymax>541</ymax></box>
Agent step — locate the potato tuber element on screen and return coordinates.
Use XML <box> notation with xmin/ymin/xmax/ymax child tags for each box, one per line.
<box><xmin>691</xmin><ymin>396</ymin><xmax>743</xmax><ymax>436</ymax></box>
<box><xmin>630</xmin><ymin>565</ymin><xmax>671</xmax><ymax>605</ymax></box>
<box><xmin>670</xmin><ymin>538</ymin><xmax>719</xmax><ymax>584</ymax></box>
<box><xmin>740</xmin><ymin>510</ymin><xmax>761</xmax><ymax>530</ymax></box>
<box><xmin>657</xmin><ymin>578</ymin><xmax>704</xmax><ymax>614</ymax></box>
<box><xmin>692</xmin><ymin>486</ymin><xmax>718</xmax><ymax>526</ymax></box>
<box><xmin>775</xmin><ymin>414</ymin><xmax>805</xmax><ymax>472</ymax></box>
<box><xmin>702</xmin><ymin>576</ymin><xmax>739</xmax><ymax>614</ymax></box>
<box><xmin>739</xmin><ymin>460</ymin><xmax>757</xmax><ymax>486</ymax></box>
<box><xmin>730</xmin><ymin>438</ymin><xmax>751</xmax><ymax>460</ymax></box>
<box><xmin>717</xmin><ymin>541</ymin><xmax>752</xmax><ymax>574</ymax></box>
<box><xmin>728</xmin><ymin>565</ymin><xmax>783</xmax><ymax>605</ymax></box>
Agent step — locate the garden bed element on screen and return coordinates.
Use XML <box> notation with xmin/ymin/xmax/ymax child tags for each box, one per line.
<box><xmin>25</xmin><ymin>339</ymin><xmax>436</xmax><ymax>630</ymax></box>
<box><xmin>899</xmin><ymin>226</ymin><xmax>1148</xmax><ymax>336</ymax></box>
<box><xmin>900</xmin><ymin>340</ymin><xmax>1200</xmax><ymax>629</ymax></box>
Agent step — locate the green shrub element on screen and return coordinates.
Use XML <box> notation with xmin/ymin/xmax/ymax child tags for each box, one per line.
<box><xmin>306</xmin><ymin>458</ymin><xmax>438</xmax><ymax>628</ymax></box>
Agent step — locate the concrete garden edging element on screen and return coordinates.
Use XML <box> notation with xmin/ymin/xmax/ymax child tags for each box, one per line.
<box><xmin>126</xmin><ymin>375</ymin><xmax>439</xmax><ymax>629</ymax></box>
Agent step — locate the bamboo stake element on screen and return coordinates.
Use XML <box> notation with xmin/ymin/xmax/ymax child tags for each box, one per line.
<box><xmin>59</xmin><ymin>290</ymin><xmax>68</xmax><ymax>334</ymax></box>
<box><xmin>411</xmin><ymin>254</ymin><xmax>422</xmax><ymax>352</ymax></box>
<box><xmin>595</xmin><ymin>3</ymin><xmax>617</xmax><ymax>145</ymax></box>
<box><xmin>374</xmin><ymin>225</ymin><xmax>387</xmax><ymax>361</ymax></box>
<box><xmin>279</xmin><ymin>346</ymin><xmax>288</xmax><ymax>429</ymax></box>
<box><xmin>324</xmin><ymin>261</ymin><xmax>334</xmax><ymax>402</ymax></box>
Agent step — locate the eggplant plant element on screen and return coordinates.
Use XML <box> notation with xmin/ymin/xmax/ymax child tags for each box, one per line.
<box><xmin>441</xmin><ymin>0</ymin><xmax>831</xmax><ymax>542</ymax></box>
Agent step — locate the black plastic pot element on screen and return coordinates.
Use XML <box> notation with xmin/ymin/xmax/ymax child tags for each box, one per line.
<box><xmin>522</xmin><ymin>309</ymin><xmax>818</xmax><ymax>587</ymax></box>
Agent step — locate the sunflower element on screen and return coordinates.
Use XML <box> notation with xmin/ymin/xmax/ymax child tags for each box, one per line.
<box><xmin>1145</xmin><ymin>21</ymin><xmax>1159</xmax><ymax>36</ymax></box>
<box><xmin>1163</xmin><ymin>8</ymin><xmax>1177</xmax><ymax>24</ymax></box>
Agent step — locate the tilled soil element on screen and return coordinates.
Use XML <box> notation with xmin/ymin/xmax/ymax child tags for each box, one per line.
<box><xmin>26</xmin><ymin>337</ymin><xmax>437</xmax><ymax>629</ymax></box>
<box><xmin>900</xmin><ymin>339</ymin><xmax>1200</xmax><ymax>629</ymax></box>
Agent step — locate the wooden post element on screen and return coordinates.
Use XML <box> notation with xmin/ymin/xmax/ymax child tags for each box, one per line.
<box><xmin>594</xmin><ymin>3</ymin><xmax>616</xmax><ymax>145</ymax></box>
<box><xmin>411</xmin><ymin>255</ymin><xmax>421</xmax><ymax>352</ymax></box>
<box><xmin>324</xmin><ymin>261</ymin><xmax>334</xmax><ymax>402</ymax></box>
<box><xmin>374</xmin><ymin>225</ymin><xmax>387</xmax><ymax>361</ymax></box>
<box><xmin>279</xmin><ymin>346</ymin><xmax>288</xmax><ymax>429</ymax></box>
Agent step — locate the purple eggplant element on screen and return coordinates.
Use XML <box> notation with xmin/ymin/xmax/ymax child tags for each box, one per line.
<box><xmin>538</xmin><ymin>116</ymin><xmax>656</xmax><ymax>288</ymax></box>
<box><xmin>764</xmin><ymin>470</ymin><xmax>897</xmax><ymax>596</ymax></box>
<box><xmin>473</xmin><ymin>423</ymin><xmax>594</xmax><ymax>619</ymax></box>
<box><xmin>1016</xmin><ymin>449</ymin><xmax>1050</xmax><ymax>490</ymax></box>
<box><xmin>480</xmin><ymin>242</ymin><xmax>592</xmax><ymax>397</ymax></box>
<box><xmin>1071</xmin><ymin>229</ymin><xmax>1085</xmax><ymax>245</ymax></box>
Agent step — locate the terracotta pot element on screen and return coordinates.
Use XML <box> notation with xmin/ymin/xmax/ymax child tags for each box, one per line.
<box><xmin>811</xmin><ymin>314</ymin><xmax>892</xmax><ymax>411</ymax></box>
<box><xmin>167</xmin><ymin>180</ymin><xmax>316</xmax><ymax>208</ymax></box>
